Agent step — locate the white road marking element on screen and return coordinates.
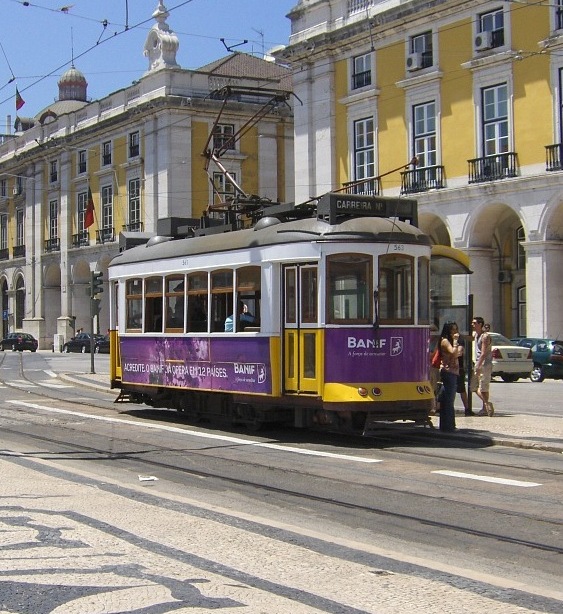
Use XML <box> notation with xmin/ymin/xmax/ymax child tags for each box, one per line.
<box><xmin>43</xmin><ymin>370</ymin><xmax>57</xmax><ymax>377</ymax></box>
<box><xmin>7</xmin><ymin>400</ymin><xmax>383</xmax><ymax>464</ymax></box>
<box><xmin>9</xmin><ymin>381</ymin><xmax>38</xmax><ymax>388</ymax></box>
<box><xmin>432</xmin><ymin>470</ymin><xmax>541</xmax><ymax>488</ymax></box>
<box><xmin>38</xmin><ymin>381</ymin><xmax>74</xmax><ymax>388</ymax></box>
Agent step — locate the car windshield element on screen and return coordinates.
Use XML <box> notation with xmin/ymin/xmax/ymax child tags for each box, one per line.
<box><xmin>489</xmin><ymin>333</ymin><xmax>513</xmax><ymax>345</ymax></box>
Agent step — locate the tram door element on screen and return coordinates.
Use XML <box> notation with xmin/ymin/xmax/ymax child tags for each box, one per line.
<box><xmin>283</xmin><ymin>264</ymin><xmax>321</xmax><ymax>394</ymax></box>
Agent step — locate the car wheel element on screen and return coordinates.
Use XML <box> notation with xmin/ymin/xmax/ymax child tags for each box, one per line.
<box><xmin>63</xmin><ymin>345</ymin><xmax>70</xmax><ymax>353</ymax></box>
<box><xmin>530</xmin><ymin>365</ymin><xmax>545</xmax><ymax>383</ymax></box>
<box><xmin>501</xmin><ymin>374</ymin><xmax>518</xmax><ymax>383</ymax></box>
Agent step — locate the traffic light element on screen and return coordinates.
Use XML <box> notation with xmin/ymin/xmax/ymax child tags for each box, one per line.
<box><xmin>90</xmin><ymin>298</ymin><xmax>101</xmax><ymax>317</ymax></box>
<box><xmin>91</xmin><ymin>271</ymin><xmax>104</xmax><ymax>298</ymax></box>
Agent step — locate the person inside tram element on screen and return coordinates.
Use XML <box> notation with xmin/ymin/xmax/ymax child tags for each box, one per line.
<box><xmin>225</xmin><ymin>301</ymin><xmax>255</xmax><ymax>332</ymax></box>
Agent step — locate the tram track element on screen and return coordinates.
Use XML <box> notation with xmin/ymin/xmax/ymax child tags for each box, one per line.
<box><xmin>1</xmin><ymin>401</ymin><xmax>562</xmax><ymax>560</ymax></box>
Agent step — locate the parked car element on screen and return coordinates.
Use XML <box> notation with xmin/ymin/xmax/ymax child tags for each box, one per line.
<box><xmin>488</xmin><ymin>333</ymin><xmax>533</xmax><ymax>382</ymax></box>
<box><xmin>94</xmin><ymin>334</ymin><xmax>110</xmax><ymax>354</ymax></box>
<box><xmin>0</xmin><ymin>332</ymin><xmax>38</xmax><ymax>352</ymax></box>
<box><xmin>510</xmin><ymin>337</ymin><xmax>563</xmax><ymax>382</ymax></box>
<box><xmin>62</xmin><ymin>333</ymin><xmax>104</xmax><ymax>354</ymax></box>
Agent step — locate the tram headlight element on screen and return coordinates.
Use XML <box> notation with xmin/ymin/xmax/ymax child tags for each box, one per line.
<box><xmin>357</xmin><ymin>387</ymin><xmax>369</xmax><ymax>397</ymax></box>
<box><xmin>371</xmin><ymin>387</ymin><xmax>382</xmax><ymax>396</ymax></box>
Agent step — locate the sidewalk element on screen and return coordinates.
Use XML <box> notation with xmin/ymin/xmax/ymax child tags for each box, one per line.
<box><xmin>60</xmin><ymin>371</ymin><xmax>563</xmax><ymax>454</ymax></box>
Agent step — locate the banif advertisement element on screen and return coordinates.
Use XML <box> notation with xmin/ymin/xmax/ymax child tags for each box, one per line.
<box><xmin>120</xmin><ymin>336</ymin><xmax>272</xmax><ymax>394</ymax></box>
<box><xmin>324</xmin><ymin>328</ymin><xmax>429</xmax><ymax>383</ymax></box>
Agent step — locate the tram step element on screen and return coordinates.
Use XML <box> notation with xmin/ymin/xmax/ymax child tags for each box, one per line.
<box><xmin>114</xmin><ymin>390</ymin><xmax>134</xmax><ymax>403</ymax></box>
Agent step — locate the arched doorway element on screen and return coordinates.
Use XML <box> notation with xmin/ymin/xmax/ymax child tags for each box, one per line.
<box><xmin>15</xmin><ymin>275</ymin><xmax>25</xmax><ymax>329</ymax></box>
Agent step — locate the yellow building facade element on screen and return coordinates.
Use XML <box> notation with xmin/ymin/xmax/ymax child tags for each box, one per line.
<box><xmin>282</xmin><ymin>0</ymin><xmax>563</xmax><ymax>338</ymax></box>
<box><xmin>0</xmin><ymin>5</ymin><xmax>293</xmax><ymax>349</ymax></box>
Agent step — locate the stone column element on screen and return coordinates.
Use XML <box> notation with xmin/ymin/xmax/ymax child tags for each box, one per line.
<box><xmin>466</xmin><ymin>247</ymin><xmax>495</xmax><ymax>323</ymax></box>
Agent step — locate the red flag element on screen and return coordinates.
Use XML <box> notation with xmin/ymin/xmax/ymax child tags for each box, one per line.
<box><xmin>85</xmin><ymin>187</ymin><xmax>95</xmax><ymax>228</ymax></box>
<box><xmin>15</xmin><ymin>87</ymin><xmax>25</xmax><ymax>111</ymax></box>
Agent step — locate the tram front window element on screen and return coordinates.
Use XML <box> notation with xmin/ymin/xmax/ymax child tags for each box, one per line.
<box><xmin>379</xmin><ymin>254</ymin><xmax>414</xmax><ymax>324</ymax></box>
<box><xmin>326</xmin><ymin>254</ymin><xmax>371</xmax><ymax>324</ymax></box>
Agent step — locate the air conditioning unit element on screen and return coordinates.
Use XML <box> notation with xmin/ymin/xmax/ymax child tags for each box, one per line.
<box><xmin>406</xmin><ymin>52</ymin><xmax>424</xmax><ymax>71</ymax></box>
<box><xmin>475</xmin><ymin>30</ymin><xmax>494</xmax><ymax>52</ymax></box>
<box><xmin>498</xmin><ymin>270</ymin><xmax>513</xmax><ymax>284</ymax></box>
<box><xmin>12</xmin><ymin>187</ymin><xmax>21</xmax><ymax>196</ymax></box>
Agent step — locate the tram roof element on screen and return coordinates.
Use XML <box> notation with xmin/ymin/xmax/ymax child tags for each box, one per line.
<box><xmin>110</xmin><ymin>215</ymin><xmax>431</xmax><ymax>269</ymax></box>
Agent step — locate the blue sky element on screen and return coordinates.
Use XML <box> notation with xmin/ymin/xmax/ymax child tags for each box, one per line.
<box><xmin>1</xmin><ymin>0</ymin><xmax>295</xmax><ymax>128</ymax></box>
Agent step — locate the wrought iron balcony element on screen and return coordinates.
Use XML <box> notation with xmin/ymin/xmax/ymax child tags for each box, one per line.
<box><xmin>13</xmin><ymin>244</ymin><xmax>25</xmax><ymax>258</ymax></box>
<box><xmin>545</xmin><ymin>144</ymin><xmax>563</xmax><ymax>171</ymax></box>
<box><xmin>468</xmin><ymin>152</ymin><xmax>518</xmax><ymax>184</ymax></box>
<box><xmin>400</xmin><ymin>166</ymin><xmax>445</xmax><ymax>194</ymax></box>
<box><xmin>0</xmin><ymin>248</ymin><xmax>8</xmax><ymax>261</ymax></box>
<box><xmin>72</xmin><ymin>231</ymin><xmax>90</xmax><ymax>247</ymax></box>
<box><xmin>96</xmin><ymin>227</ymin><xmax>115</xmax><ymax>244</ymax></box>
<box><xmin>44</xmin><ymin>237</ymin><xmax>60</xmax><ymax>252</ymax></box>
<box><xmin>122</xmin><ymin>221</ymin><xmax>144</xmax><ymax>232</ymax></box>
<box><xmin>342</xmin><ymin>177</ymin><xmax>381</xmax><ymax>196</ymax></box>
<box><xmin>352</xmin><ymin>69</ymin><xmax>371</xmax><ymax>90</ymax></box>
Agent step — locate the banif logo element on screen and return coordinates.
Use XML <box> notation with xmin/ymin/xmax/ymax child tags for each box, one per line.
<box><xmin>390</xmin><ymin>337</ymin><xmax>404</xmax><ymax>356</ymax></box>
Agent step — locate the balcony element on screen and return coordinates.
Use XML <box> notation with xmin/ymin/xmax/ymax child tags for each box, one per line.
<box><xmin>13</xmin><ymin>244</ymin><xmax>25</xmax><ymax>258</ymax></box>
<box><xmin>0</xmin><ymin>248</ymin><xmax>8</xmax><ymax>261</ymax></box>
<box><xmin>96</xmin><ymin>227</ymin><xmax>115</xmax><ymax>244</ymax></box>
<box><xmin>342</xmin><ymin>177</ymin><xmax>381</xmax><ymax>196</ymax></box>
<box><xmin>72</xmin><ymin>231</ymin><xmax>90</xmax><ymax>247</ymax></box>
<box><xmin>352</xmin><ymin>70</ymin><xmax>371</xmax><ymax>90</ymax></box>
<box><xmin>122</xmin><ymin>221</ymin><xmax>144</xmax><ymax>232</ymax></box>
<box><xmin>545</xmin><ymin>144</ymin><xmax>563</xmax><ymax>171</ymax></box>
<box><xmin>468</xmin><ymin>152</ymin><xmax>518</xmax><ymax>184</ymax></box>
<box><xmin>44</xmin><ymin>237</ymin><xmax>60</xmax><ymax>252</ymax></box>
<box><xmin>401</xmin><ymin>166</ymin><xmax>445</xmax><ymax>194</ymax></box>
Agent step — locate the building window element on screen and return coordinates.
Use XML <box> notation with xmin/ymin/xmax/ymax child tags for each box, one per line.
<box><xmin>49</xmin><ymin>160</ymin><xmax>58</xmax><ymax>183</ymax></box>
<box><xmin>409</xmin><ymin>32</ymin><xmax>433</xmax><ymax>69</ymax></box>
<box><xmin>102</xmin><ymin>141</ymin><xmax>112</xmax><ymax>166</ymax></box>
<box><xmin>0</xmin><ymin>214</ymin><xmax>7</xmax><ymax>250</ymax></box>
<box><xmin>351</xmin><ymin>53</ymin><xmax>371</xmax><ymax>90</ymax></box>
<box><xmin>517</xmin><ymin>286</ymin><xmax>526</xmax><ymax>337</ymax></box>
<box><xmin>78</xmin><ymin>150</ymin><xmax>87</xmax><ymax>174</ymax></box>
<box><xmin>212</xmin><ymin>124</ymin><xmax>235</xmax><ymax>151</ymax></box>
<box><xmin>16</xmin><ymin>209</ymin><xmax>24</xmax><ymax>246</ymax></box>
<box><xmin>77</xmin><ymin>191</ymin><xmax>88</xmax><ymax>232</ymax></box>
<box><xmin>482</xmin><ymin>84</ymin><xmax>509</xmax><ymax>156</ymax></box>
<box><xmin>557</xmin><ymin>1</ymin><xmax>563</xmax><ymax>30</ymax></box>
<box><xmin>128</xmin><ymin>178</ymin><xmax>141</xmax><ymax>229</ymax></box>
<box><xmin>49</xmin><ymin>200</ymin><xmax>58</xmax><ymax>239</ymax></box>
<box><xmin>413</xmin><ymin>102</ymin><xmax>437</xmax><ymax>168</ymax></box>
<box><xmin>101</xmin><ymin>185</ymin><xmax>113</xmax><ymax>230</ymax></box>
<box><xmin>516</xmin><ymin>226</ymin><xmax>526</xmax><ymax>270</ymax></box>
<box><xmin>478</xmin><ymin>8</ymin><xmax>504</xmax><ymax>48</ymax></box>
<box><xmin>129</xmin><ymin>131</ymin><xmax>140</xmax><ymax>158</ymax></box>
<box><xmin>0</xmin><ymin>179</ymin><xmax>6</xmax><ymax>198</ymax></box>
<box><xmin>213</xmin><ymin>171</ymin><xmax>237</xmax><ymax>205</ymax></box>
<box><xmin>15</xmin><ymin>275</ymin><xmax>25</xmax><ymax>328</ymax></box>
<box><xmin>353</xmin><ymin>118</ymin><xmax>375</xmax><ymax>189</ymax></box>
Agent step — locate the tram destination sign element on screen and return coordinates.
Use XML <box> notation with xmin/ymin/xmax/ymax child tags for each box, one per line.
<box><xmin>318</xmin><ymin>193</ymin><xmax>418</xmax><ymax>225</ymax></box>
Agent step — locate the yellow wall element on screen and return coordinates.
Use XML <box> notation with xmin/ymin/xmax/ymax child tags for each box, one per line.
<box><xmin>334</xmin><ymin>58</ymin><xmax>349</xmax><ymax>188</ymax></box>
<box><xmin>241</xmin><ymin>126</ymin><xmax>259</xmax><ymax>198</ymax></box>
<box><xmin>377</xmin><ymin>44</ymin><xmax>407</xmax><ymax>191</ymax></box>
<box><xmin>191</xmin><ymin>121</ymin><xmax>210</xmax><ymax>218</ymax></box>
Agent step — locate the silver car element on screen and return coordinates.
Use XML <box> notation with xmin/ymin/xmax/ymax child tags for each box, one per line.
<box><xmin>489</xmin><ymin>333</ymin><xmax>533</xmax><ymax>382</ymax></box>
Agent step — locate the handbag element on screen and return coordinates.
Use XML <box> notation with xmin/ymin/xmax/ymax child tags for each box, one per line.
<box><xmin>431</xmin><ymin>347</ymin><xmax>441</xmax><ymax>368</ymax></box>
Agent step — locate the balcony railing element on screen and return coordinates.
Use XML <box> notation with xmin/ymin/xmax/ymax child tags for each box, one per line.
<box><xmin>122</xmin><ymin>221</ymin><xmax>144</xmax><ymax>232</ymax></box>
<box><xmin>342</xmin><ymin>176</ymin><xmax>382</xmax><ymax>196</ymax></box>
<box><xmin>96</xmin><ymin>227</ymin><xmax>115</xmax><ymax>244</ymax></box>
<box><xmin>0</xmin><ymin>248</ymin><xmax>8</xmax><ymax>261</ymax></box>
<box><xmin>401</xmin><ymin>166</ymin><xmax>445</xmax><ymax>194</ymax></box>
<box><xmin>13</xmin><ymin>244</ymin><xmax>25</xmax><ymax>258</ymax></box>
<box><xmin>545</xmin><ymin>143</ymin><xmax>563</xmax><ymax>171</ymax></box>
<box><xmin>468</xmin><ymin>152</ymin><xmax>518</xmax><ymax>184</ymax></box>
<box><xmin>72</xmin><ymin>231</ymin><xmax>90</xmax><ymax>247</ymax></box>
<box><xmin>352</xmin><ymin>70</ymin><xmax>371</xmax><ymax>90</ymax></box>
<box><xmin>44</xmin><ymin>237</ymin><xmax>60</xmax><ymax>252</ymax></box>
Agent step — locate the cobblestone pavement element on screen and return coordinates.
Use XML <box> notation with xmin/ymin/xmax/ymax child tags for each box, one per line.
<box><xmin>1</xmin><ymin>452</ymin><xmax>562</xmax><ymax>614</ymax></box>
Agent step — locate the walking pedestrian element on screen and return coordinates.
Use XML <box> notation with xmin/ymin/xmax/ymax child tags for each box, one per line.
<box><xmin>471</xmin><ymin>316</ymin><xmax>494</xmax><ymax>416</ymax></box>
<box><xmin>438</xmin><ymin>321</ymin><xmax>464</xmax><ymax>432</ymax></box>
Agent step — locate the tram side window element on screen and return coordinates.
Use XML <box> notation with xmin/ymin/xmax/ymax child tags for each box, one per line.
<box><xmin>326</xmin><ymin>254</ymin><xmax>371</xmax><ymax>324</ymax></box>
<box><xmin>236</xmin><ymin>266</ymin><xmax>261</xmax><ymax>331</ymax></box>
<box><xmin>418</xmin><ymin>257</ymin><xmax>430</xmax><ymax>324</ymax></box>
<box><xmin>379</xmin><ymin>254</ymin><xmax>414</xmax><ymax>324</ymax></box>
<box><xmin>211</xmin><ymin>269</ymin><xmax>233</xmax><ymax>332</ymax></box>
<box><xmin>145</xmin><ymin>276</ymin><xmax>164</xmax><ymax>332</ymax></box>
<box><xmin>126</xmin><ymin>278</ymin><xmax>143</xmax><ymax>330</ymax></box>
<box><xmin>187</xmin><ymin>272</ymin><xmax>208</xmax><ymax>332</ymax></box>
<box><xmin>165</xmin><ymin>275</ymin><xmax>185</xmax><ymax>332</ymax></box>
